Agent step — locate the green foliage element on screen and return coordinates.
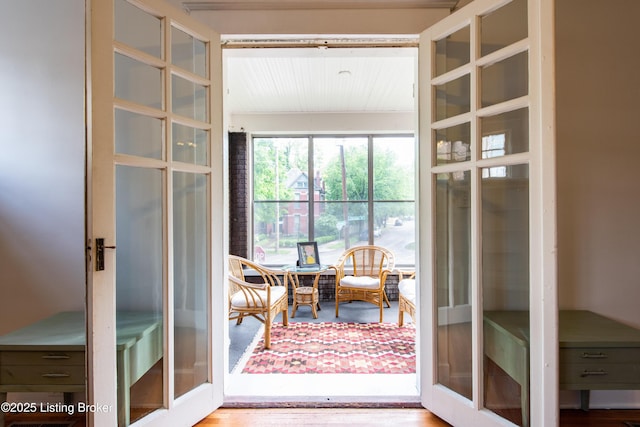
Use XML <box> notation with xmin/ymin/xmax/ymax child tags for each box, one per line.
<box><xmin>315</xmin><ymin>214</ymin><xmax>339</xmax><ymax>239</ymax></box>
<box><xmin>278</xmin><ymin>238</ymin><xmax>299</xmax><ymax>248</ymax></box>
<box><xmin>253</xmin><ymin>138</ymin><xmax>304</xmax><ymax>224</ymax></box>
<box><xmin>321</xmin><ymin>143</ymin><xmax>413</xmax><ymax>224</ymax></box>
<box><xmin>373</xmin><ymin>148</ymin><xmax>413</xmax><ymax>200</ymax></box>
<box><xmin>323</xmin><ymin>145</ymin><xmax>368</xmax><ymax>201</ymax></box>
<box><xmin>315</xmin><ymin>235</ymin><xmax>336</xmax><ymax>245</ymax></box>
<box><xmin>321</xmin><ymin>144</ymin><xmax>412</xmax><ymax>202</ymax></box>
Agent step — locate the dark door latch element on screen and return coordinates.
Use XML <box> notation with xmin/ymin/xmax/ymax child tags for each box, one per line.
<box><xmin>96</xmin><ymin>238</ymin><xmax>116</xmax><ymax>271</ymax></box>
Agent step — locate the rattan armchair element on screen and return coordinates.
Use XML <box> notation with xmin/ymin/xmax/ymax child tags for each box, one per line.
<box><xmin>397</xmin><ymin>270</ymin><xmax>416</xmax><ymax>326</ymax></box>
<box><xmin>331</xmin><ymin>245</ymin><xmax>395</xmax><ymax>323</ymax></box>
<box><xmin>228</xmin><ymin>255</ymin><xmax>288</xmax><ymax>349</ymax></box>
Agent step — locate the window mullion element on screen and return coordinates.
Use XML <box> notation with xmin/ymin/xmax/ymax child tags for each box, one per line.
<box><xmin>367</xmin><ymin>135</ymin><xmax>374</xmax><ymax>243</ymax></box>
<box><xmin>308</xmin><ymin>135</ymin><xmax>315</xmax><ymax>241</ymax></box>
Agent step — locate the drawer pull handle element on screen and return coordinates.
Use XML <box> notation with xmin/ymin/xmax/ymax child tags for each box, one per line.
<box><xmin>581</xmin><ymin>352</ymin><xmax>607</xmax><ymax>359</ymax></box>
<box><xmin>580</xmin><ymin>369</ymin><xmax>607</xmax><ymax>377</ymax></box>
<box><xmin>42</xmin><ymin>354</ymin><xmax>71</xmax><ymax>360</ymax></box>
<box><xmin>42</xmin><ymin>373</ymin><xmax>71</xmax><ymax>378</ymax></box>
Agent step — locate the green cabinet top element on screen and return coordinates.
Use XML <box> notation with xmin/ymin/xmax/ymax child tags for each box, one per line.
<box><xmin>0</xmin><ymin>311</ymin><xmax>161</xmax><ymax>351</ymax></box>
<box><xmin>559</xmin><ymin>310</ymin><xmax>640</xmax><ymax>347</ymax></box>
<box><xmin>484</xmin><ymin>310</ymin><xmax>640</xmax><ymax>348</ymax></box>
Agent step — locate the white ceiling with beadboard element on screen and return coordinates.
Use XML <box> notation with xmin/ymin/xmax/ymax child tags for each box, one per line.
<box><xmin>224</xmin><ymin>46</ymin><xmax>417</xmax><ymax>114</ymax></box>
<box><xmin>171</xmin><ymin>0</ymin><xmax>456</xmax><ymax>115</ymax></box>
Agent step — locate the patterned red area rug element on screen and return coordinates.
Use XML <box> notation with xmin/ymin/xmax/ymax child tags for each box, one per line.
<box><xmin>239</xmin><ymin>322</ymin><xmax>416</xmax><ymax>374</ymax></box>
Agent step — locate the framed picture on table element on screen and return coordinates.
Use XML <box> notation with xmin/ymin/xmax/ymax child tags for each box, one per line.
<box><xmin>297</xmin><ymin>241</ymin><xmax>320</xmax><ymax>268</ymax></box>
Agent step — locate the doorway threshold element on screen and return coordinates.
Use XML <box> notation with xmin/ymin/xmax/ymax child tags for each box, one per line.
<box><xmin>224</xmin><ymin>373</ymin><xmax>420</xmax><ymax>406</ymax></box>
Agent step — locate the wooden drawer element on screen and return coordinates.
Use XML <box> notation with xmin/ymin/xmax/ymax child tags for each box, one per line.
<box><xmin>0</xmin><ymin>351</ymin><xmax>84</xmax><ymax>366</ymax></box>
<box><xmin>1</xmin><ymin>365</ymin><xmax>85</xmax><ymax>385</ymax></box>
<box><xmin>560</xmin><ymin>347</ymin><xmax>640</xmax><ymax>364</ymax></box>
<box><xmin>560</xmin><ymin>362</ymin><xmax>640</xmax><ymax>388</ymax></box>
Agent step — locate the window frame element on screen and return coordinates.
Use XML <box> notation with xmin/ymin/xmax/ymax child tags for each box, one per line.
<box><xmin>250</xmin><ymin>133</ymin><xmax>416</xmax><ymax>267</ymax></box>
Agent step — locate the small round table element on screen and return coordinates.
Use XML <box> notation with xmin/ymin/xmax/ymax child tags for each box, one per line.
<box><xmin>284</xmin><ymin>265</ymin><xmax>328</xmax><ymax>319</ymax></box>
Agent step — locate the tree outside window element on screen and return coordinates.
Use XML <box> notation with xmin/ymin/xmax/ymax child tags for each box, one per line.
<box><xmin>252</xmin><ymin>135</ymin><xmax>415</xmax><ymax>266</ymax></box>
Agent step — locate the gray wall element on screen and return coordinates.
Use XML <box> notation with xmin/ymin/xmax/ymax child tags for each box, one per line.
<box><xmin>556</xmin><ymin>0</ymin><xmax>640</xmax><ymax>330</ymax></box>
<box><xmin>556</xmin><ymin>0</ymin><xmax>640</xmax><ymax>408</ymax></box>
<box><xmin>0</xmin><ymin>0</ymin><xmax>86</xmax><ymax>335</ymax></box>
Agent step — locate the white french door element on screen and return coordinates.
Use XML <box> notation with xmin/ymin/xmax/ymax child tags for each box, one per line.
<box><xmin>418</xmin><ymin>0</ymin><xmax>557</xmax><ymax>426</ymax></box>
<box><xmin>87</xmin><ymin>0</ymin><xmax>224</xmax><ymax>425</ymax></box>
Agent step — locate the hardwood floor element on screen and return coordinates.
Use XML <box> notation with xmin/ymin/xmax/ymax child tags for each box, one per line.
<box><xmin>195</xmin><ymin>408</ymin><xmax>451</xmax><ymax>426</ymax></box>
<box><xmin>195</xmin><ymin>408</ymin><xmax>640</xmax><ymax>426</ymax></box>
<box><xmin>4</xmin><ymin>407</ymin><xmax>640</xmax><ymax>426</ymax></box>
<box><xmin>560</xmin><ymin>410</ymin><xmax>640</xmax><ymax>427</ymax></box>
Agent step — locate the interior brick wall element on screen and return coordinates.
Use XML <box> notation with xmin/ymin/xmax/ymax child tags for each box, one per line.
<box><xmin>293</xmin><ymin>274</ymin><xmax>400</xmax><ymax>303</ymax></box>
<box><xmin>228</xmin><ymin>132</ymin><xmax>248</xmax><ymax>258</ymax></box>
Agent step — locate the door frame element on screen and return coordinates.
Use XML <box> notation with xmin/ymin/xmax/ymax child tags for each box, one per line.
<box><xmin>86</xmin><ymin>0</ymin><xmax>558</xmax><ymax>424</ymax></box>
<box><xmin>221</xmin><ymin>44</ymin><xmax>422</xmax><ymax>403</ymax></box>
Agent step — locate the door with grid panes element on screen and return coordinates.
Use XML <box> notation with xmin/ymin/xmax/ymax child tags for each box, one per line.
<box><xmin>88</xmin><ymin>0</ymin><xmax>224</xmax><ymax>425</ymax></box>
<box><xmin>418</xmin><ymin>0</ymin><xmax>557</xmax><ymax>426</ymax></box>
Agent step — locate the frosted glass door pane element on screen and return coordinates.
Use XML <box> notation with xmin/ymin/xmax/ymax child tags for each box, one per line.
<box><xmin>172</xmin><ymin>75</ymin><xmax>207</xmax><ymax>121</ymax></box>
<box><xmin>480</xmin><ymin>0</ymin><xmax>528</xmax><ymax>57</ymax></box>
<box><xmin>115</xmin><ymin>109</ymin><xmax>162</xmax><ymax>159</ymax></box>
<box><xmin>114</xmin><ymin>0</ymin><xmax>161</xmax><ymax>57</ymax></box>
<box><xmin>115</xmin><ymin>53</ymin><xmax>162</xmax><ymax>109</ymax></box>
<box><xmin>482</xmin><ymin>164</ymin><xmax>529</xmax><ymax>308</ymax></box>
<box><xmin>481</xmin><ymin>108</ymin><xmax>529</xmax><ymax>159</ymax></box>
<box><xmin>482</xmin><ymin>164</ymin><xmax>529</xmax><ymax>426</ymax></box>
<box><xmin>172</xmin><ymin>123</ymin><xmax>208</xmax><ymax>165</ymax></box>
<box><xmin>481</xmin><ymin>52</ymin><xmax>528</xmax><ymax>108</ymax></box>
<box><xmin>435</xmin><ymin>122</ymin><xmax>471</xmax><ymax>166</ymax></box>
<box><xmin>116</xmin><ymin>165</ymin><xmax>164</xmax><ymax>425</ymax></box>
<box><xmin>173</xmin><ymin>172</ymin><xmax>209</xmax><ymax>398</ymax></box>
<box><xmin>172</xmin><ymin>26</ymin><xmax>207</xmax><ymax>77</ymax></box>
<box><xmin>435</xmin><ymin>26</ymin><xmax>470</xmax><ymax>77</ymax></box>
<box><xmin>435</xmin><ymin>171</ymin><xmax>472</xmax><ymax>400</ymax></box>
<box><xmin>435</xmin><ymin>74</ymin><xmax>471</xmax><ymax>121</ymax></box>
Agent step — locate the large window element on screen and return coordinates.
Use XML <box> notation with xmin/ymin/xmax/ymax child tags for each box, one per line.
<box><xmin>252</xmin><ymin>135</ymin><xmax>415</xmax><ymax>266</ymax></box>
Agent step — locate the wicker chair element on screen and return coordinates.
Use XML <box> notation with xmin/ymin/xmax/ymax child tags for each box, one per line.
<box><xmin>397</xmin><ymin>270</ymin><xmax>416</xmax><ymax>326</ymax></box>
<box><xmin>331</xmin><ymin>245</ymin><xmax>395</xmax><ymax>323</ymax></box>
<box><xmin>228</xmin><ymin>255</ymin><xmax>288</xmax><ymax>349</ymax></box>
